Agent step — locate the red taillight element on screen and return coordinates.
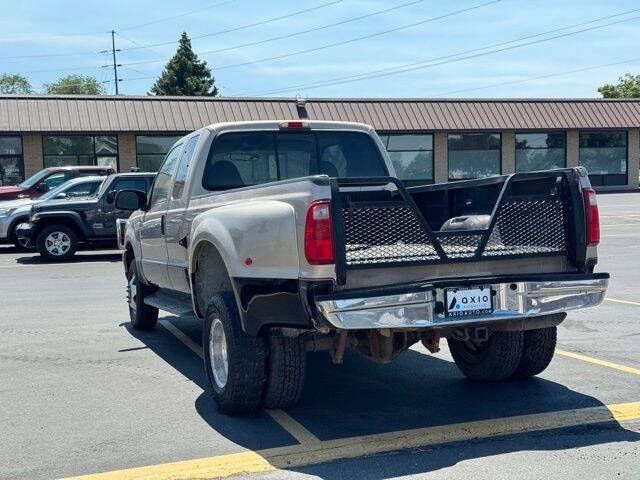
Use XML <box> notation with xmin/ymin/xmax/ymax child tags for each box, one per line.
<box><xmin>583</xmin><ymin>187</ymin><xmax>600</xmax><ymax>247</ymax></box>
<box><xmin>305</xmin><ymin>200</ymin><xmax>334</xmax><ymax>265</ymax></box>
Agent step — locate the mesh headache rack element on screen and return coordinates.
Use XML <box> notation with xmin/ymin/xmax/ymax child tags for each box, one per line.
<box><xmin>330</xmin><ymin>170</ymin><xmax>585</xmax><ymax>284</ymax></box>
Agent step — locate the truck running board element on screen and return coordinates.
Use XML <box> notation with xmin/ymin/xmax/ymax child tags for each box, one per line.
<box><xmin>144</xmin><ymin>290</ymin><xmax>195</xmax><ymax>317</ymax></box>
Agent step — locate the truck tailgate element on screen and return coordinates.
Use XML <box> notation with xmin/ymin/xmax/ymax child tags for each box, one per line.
<box><xmin>330</xmin><ymin>169</ymin><xmax>587</xmax><ymax>287</ymax></box>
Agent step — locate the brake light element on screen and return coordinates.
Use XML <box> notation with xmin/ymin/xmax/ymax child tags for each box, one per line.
<box><xmin>305</xmin><ymin>200</ymin><xmax>334</xmax><ymax>264</ymax></box>
<box><xmin>583</xmin><ymin>187</ymin><xmax>600</xmax><ymax>247</ymax></box>
<box><xmin>279</xmin><ymin>121</ymin><xmax>310</xmax><ymax>129</ymax></box>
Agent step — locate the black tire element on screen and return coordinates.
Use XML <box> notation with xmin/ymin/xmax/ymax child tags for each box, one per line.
<box><xmin>36</xmin><ymin>224</ymin><xmax>78</xmax><ymax>261</ymax></box>
<box><xmin>448</xmin><ymin>330</ymin><xmax>524</xmax><ymax>381</ymax></box>
<box><xmin>511</xmin><ymin>327</ymin><xmax>557</xmax><ymax>378</ymax></box>
<box><xmin>263</xmin><ymin>335</ymin><xmax>306</xmax><ymax>409</ymax></box>
<box><xmin>202</xmin><ymin>292</ymin><xmax>267</xmax><ymax>414</ymax></box>
<box><xmin>9</xmin><ymin>221</ymin><xmax>35</xmax><ymax>252</ymax></box>
<box><xmin>126</xmin><ymin>261</ymin><xmax>158</xmax><ymax>330</ymax></box>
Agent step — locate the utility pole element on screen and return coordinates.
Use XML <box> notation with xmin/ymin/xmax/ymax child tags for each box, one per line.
<box><xmin>111</xmin><ymin>30</ymin><xmax>120</xmax><ymax>94</ymax></box>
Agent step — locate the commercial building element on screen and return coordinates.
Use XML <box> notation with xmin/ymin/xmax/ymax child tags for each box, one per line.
<box><xmin>0</xmin><ymin>94</ymin><xmax>638</xmax><ymax>191</ymax></box>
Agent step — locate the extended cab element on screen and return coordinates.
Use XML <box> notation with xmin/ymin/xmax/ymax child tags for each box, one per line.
<box><xmin>117</xmin><ymin>120</ymin><xmax>608</xmax><ymax>413</ymax></box>
<box><xmin>17</xmin><ymin>172</ymin><xmax>155</xmax><ymax>260</ymax></box>
<box><xmin>0</xmin><ymin>166</ymin><xmax>114</xmax><ymax>201</ymax></box>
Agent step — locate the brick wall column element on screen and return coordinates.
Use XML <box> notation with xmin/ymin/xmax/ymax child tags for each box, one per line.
<box><xmin>22</xmin><ymin>134</ymin><xmax>43</xmax><ymax>177</ymax></box>
<box><xmin>118</xmin><ymin>134</ymin><xmax>136</xmax><ymax>172</ymax></box>
<box><xmin>566</xmin><ymin>130</ymin><xmax>579</xmax><ymax>168</ymax></box>
<box><xmin>501</xmin><ymin>131</ymin><xmax>515</xmax><ymax>174</ymax></box>
<box><xmin>628</xmin><ymin>129</ymin><xmax>639</xmax><ymax>189</ymax></box>
<box><xmin>434</xmin><ymin>132</ymin><xmax>448</xmax><ymax>184</ymax></box>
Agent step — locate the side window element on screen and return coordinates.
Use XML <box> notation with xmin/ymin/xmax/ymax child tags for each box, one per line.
<box><xmin>88</xmin><ymin>180</ymin><xmax>102</xmax><ymax>195</ymax></box>
<box><xmin>203</xmin><ymin>132</ymin><xmax>277</xmax><ymax>191</ymax></box>
<box><xmin>114</xmin><ymin>178</ymin><xmax>148</xmax><ymax>193</ymax></box>
<box><xmin>172</xmin><ymin>135</ymin><xmax>200</xmax><ymax>199</ymax></box>
<box><xmin>65</xmin><ymin>181</ymin><xmax>97</xmax><ymax>198</ymax></box>
<box><xmin>149</xmin><ymin>145</ymin><xmax>182</xmax><ymax>209</ymax></box>
<box><xmin>44</xmin><ymin>172</ymin><xmax>67</xmax><ymax>189</ymax></box>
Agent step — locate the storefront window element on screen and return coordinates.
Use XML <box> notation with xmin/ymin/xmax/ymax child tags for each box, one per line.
<box><xmin>136</xmin><ymin>136</ymin><xmax>183</xmax><ymax>172</ymax></box>
<box><xmin>448</xmin><ymin>133</ymin><xmax>501</xmax><ymax>180</ymax></box>
<box><xmin>516</xmin><ymin>132</ymin><xmax>566</xmax><ymax>172</ymax></box>
<box><xmin>579</xmin><ymin>131</ymin><xmax>627</xmax><ymax>186</ymax></box>
<box><xmin>0</xmin><ymin>136</ymin><xmax>25</xmax><ymax>186</ymax></box>
<box><xmin>43</xmin><ymin>136</ymin><xmax>118</xmax><ymax>169</ymax></box>
<box><xmin>380</xmin><ymin>133</ymin><xmax>433</xmax><ymax>183</ymax></box>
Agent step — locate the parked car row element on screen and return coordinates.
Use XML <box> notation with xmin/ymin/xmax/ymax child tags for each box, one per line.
<box><xmin>0</xmin><ymin>166</ymin><xmax>155</xmax><ymax>260</ymax></box>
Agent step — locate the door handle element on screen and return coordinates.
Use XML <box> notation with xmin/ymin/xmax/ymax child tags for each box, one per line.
<box><xmin>160</xmin><ymin>215</ymin><xmax>165</xmax><ymax>235</ymax></box>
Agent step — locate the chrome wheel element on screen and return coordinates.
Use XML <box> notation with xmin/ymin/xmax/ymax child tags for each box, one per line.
<box><xmin>209</xmin><ymin>317</ymin><xmax>228</xmax><ymax>389</ymax></box>
<box><xmin>127</xmin><ymin>268</ymin><xmax>137</xmax><ymax>312</ymax></box>
<box><xmin>44</xmin><ymin>231</ymin><xmax>71</xmax><ymax>256</ymax></box>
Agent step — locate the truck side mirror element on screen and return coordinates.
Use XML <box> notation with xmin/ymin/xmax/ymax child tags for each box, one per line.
<box><xmin>36</xmin><ymin>182</ymin><xmax>49</xmax><ymax>193</ymax></box>
<box><xmin>55</xmin><ymin>192</ymin><xmax>69</xmax><ymax>200</ymax></box>
<box><xmin>115</xmin><ymin>190</ymin><xmax>147</xmax><ymax>211</ymax></box>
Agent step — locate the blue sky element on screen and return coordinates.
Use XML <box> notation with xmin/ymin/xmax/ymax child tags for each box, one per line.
<box><xmin>1</xmin><ymin>0</ymin><xmax>639</xmax><ymax>97</ymax></box>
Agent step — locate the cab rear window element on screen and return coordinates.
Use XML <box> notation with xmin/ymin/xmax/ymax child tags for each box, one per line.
<box><xmin>203</xmin><ymin>131</ymin><xmax>386</xmax><ymax>191</ymax></box>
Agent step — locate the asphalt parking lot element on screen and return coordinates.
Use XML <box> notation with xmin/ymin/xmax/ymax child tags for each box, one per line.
<box><xmin>1</xmin><ymin>192</ymin><xmax>639</xmax><ymax>480</ymax></box>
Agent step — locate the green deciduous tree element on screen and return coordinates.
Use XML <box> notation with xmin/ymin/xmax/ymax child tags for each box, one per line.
<box><xmin>598</xmin><ymin>73</ymin><xmax>640</xmax><ymax>98</ymax></box>
<box><xmin>43</xmin><ymin>74</ymin><xmax>106</xmax><ymax>95</ymax></box>
<box><xmin>0</xmin><ymin>73</ymin><xmax>33</xmax><ymax>94</ymax></box>
<box><xmin>150</xmin><ymin>32</ymin><xmax>218</xmax><ymax>96</ymax></box>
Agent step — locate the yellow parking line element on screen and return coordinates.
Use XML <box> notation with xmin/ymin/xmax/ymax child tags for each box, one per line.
<box><xmin>556</xmin><ymin>350</ymin><xmax>640</xmax><ymax>376</ymax></box>
<box><xmin>58</xmin><ymin>401</ymin><xmax>640</xmax><ymax>480</ymax></box>
<box><xmin>605</xmin><ymin>297</ymin><xmax>640</xmax><ymax>307</ymax></box>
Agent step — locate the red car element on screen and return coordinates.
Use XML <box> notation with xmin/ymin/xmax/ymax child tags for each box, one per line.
<box><xmin>0</xmin><ymin>166</ymin><xmax>115</xmax><ymax>201</ymax></box>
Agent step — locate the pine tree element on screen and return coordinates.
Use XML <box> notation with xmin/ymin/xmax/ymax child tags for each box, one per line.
<box><xmin>150</xmin><ymin>32</ymin><xmax>218</xmax><ymax>96</ymax></box>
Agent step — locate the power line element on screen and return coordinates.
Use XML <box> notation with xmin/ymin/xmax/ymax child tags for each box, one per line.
<box><xmin>431</xmin><ymin>57</ymin><xmax>640</xmax><ymax>97</ymax></box>
<box><xmin>0</xmin><ymin>0</ymin><xmax>342</xmax><ymax>61</ymax></box>
<box><xmin>117</xmin><ymin>0</ymin><xmax>238</xmax><ymax>31</ymax></box>
<box><xmin>115</xmin><ymin>32</ymin><xmax>164</xmax><ymax>59</ymax></box>
<box><xmin>241</xmin><ymin>11</ymin><xmax>640</xmax><ymax>96</ymax></box>
<box><xmin>118</xmin><ymin>0</ymin><xmax>417</xmax><ymax>54</ymax></box>
<box><xmin>121</xmin><ymin>0</ymin><xmax>504</xmax><ymax>68</ymax></box>
<box><xmin>93</xmin><ymin>5</ymin><xmax>640</xmax><ymax>91</ymax></box>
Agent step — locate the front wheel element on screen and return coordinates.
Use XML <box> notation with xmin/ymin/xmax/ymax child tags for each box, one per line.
<box><xmin>36</xmin><ymin>224</ymin><xmax>78</xmax><ymax>261</ymax></box>
<box><xmin>203</xmin><ymin>292</ymin><xmax>267</xmax><ymax>414</ymax></box>
<box><xmin>127</xmin><ymin>260</ymin><xmax>158</xmax><ymax>330</ymax></box>
<box><xmin>448</xmin><ymin>330</ymin><xmax>524</xmax><ymax>381</ymax></box>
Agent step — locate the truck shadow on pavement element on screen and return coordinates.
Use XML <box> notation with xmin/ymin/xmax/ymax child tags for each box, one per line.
<box><xmin>15</xmin><ymin>251</ymin><xmax>122</xmax><ymax>264</ymax></box>
<box><xmin>124</xmin><ymin>316</ymin><xmax>640</xmax><ymax>478</ymax></box>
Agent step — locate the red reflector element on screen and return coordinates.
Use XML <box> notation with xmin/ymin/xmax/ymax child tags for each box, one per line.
<box><xmin>583</xmin><ymin>187</ymin><xmax>600</xmax><ymax>247</ymax></box>
<box><xmin>305</xmin><ymin>200</ymin><xmax>334</xmax><ymax>265</ymax></box>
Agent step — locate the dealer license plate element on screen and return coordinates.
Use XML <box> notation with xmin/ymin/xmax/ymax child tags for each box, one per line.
<box><xmin>445</xmin><ymin>286</ymin><xmax>493</xmax><ymax>318</ymax></box>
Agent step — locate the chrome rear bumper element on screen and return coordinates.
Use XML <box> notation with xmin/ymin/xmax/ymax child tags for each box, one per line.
<box><xmin>315</xmin><ymin>275</ymin><xmax>608</xmax><ymax>330</ymax></box>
